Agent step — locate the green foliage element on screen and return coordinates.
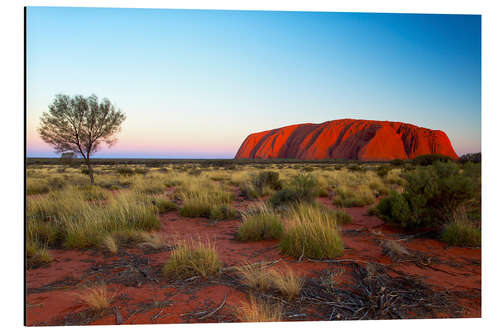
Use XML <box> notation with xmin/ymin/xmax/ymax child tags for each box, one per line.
<box><xmin>26</xmin><ymin>179</ymin><xmax>50</xmax><ymax>195</ymax></box>
<box><xmin>376</xmin><ymin>161</ymin><xmax>475</xmax><ymax>228</ymax></box>
<box><xmin>151</xmin><ymin>197</ymin><xmax>178</xmax><ymax>213</ymax></box>
<box><xmin>376</xmin><ymin>165</ymin><xmax>391</xmax><ymax>178</ymax></box>
<box><xmin>162</xmin><ymin>240</ymin><xmax>221</xmax><ymax>279</ymax></box>
<box><xmin>116</xmin><ymin>166</ymin><xmax>135</xmax><ymax>176</ymax></box>
<box><xmin>459</xmin><ymin>153</ymin><xmax>481</xmax><ymax>164</ymax></box>
<box><xmin>441</xmin><ymin>208</ymin><xmax>481</xmax><ymax>247</ymax></box>
<box><xmin>390</xmin><ymin>159</ymin><xmax>405</xmax><ymax>166</ymax></box>
<box><xmin>237</xmin><ymin>206</ymin><xmax>283</xmax><ymax>241</ymax></box>
<box><xmin>209</xmin><ymin>204</ymin><xmax>239</xmax><ymax>221</ymax></box>
<box><xmin>413</xmin><ymin>154</ymin><xmax>452</xmax><ymax>166</ymax></box>
<box><xmin>280</xmin><ymin>203</ymin><xmax>344</xmax><ymax>259</ymax></box>
<box><xmin>269</xmin><ymin>173</ymin><xmax>318</xmax><ymax>207</ymax></box>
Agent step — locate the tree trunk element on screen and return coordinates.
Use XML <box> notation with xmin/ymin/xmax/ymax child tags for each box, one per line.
<box><xmin>86</xmin><ymin>158</ymin><xmax>95</xmax><ymax>184</ymax></box>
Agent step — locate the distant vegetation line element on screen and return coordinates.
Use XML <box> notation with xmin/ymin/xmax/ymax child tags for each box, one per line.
<box><xmin>26</xmin><ymin>153</ymin><xmax>480</xmax><ymax>166</ymax></box>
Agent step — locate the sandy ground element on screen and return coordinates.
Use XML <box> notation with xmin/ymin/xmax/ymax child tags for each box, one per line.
<box><xmin>26</xmin><ymin>197</ymin><xmax>481</xmax><ymax>326</ymax></box>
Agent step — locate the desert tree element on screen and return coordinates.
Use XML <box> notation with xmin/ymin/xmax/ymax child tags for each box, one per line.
<box><xmin>38</xmin><ymin>94</ymin><xmax>126</xmax><ymax>184</ymax></box>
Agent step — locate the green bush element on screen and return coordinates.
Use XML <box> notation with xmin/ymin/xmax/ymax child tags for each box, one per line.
<box><xmin>390</xmin><ymin>159</ymin><xmax>405</xmax><ymax>166</ymax></box>
<box><xmin>252</xmin><ymin>171</ymin><xmax>282</xmax><ymax>191</ymax></box>
<box><xmin>269</xmin><ymin>173</ymin><xmax>318</xmax><ymax>207</ymax></box>
<box><xmin>116</xmin><ymin>166</ymin><xmax>135</xmax><ymax>176</ymax></box>
<box><xmin>413</xmin><ymin>154</ymin><xmax>452</xmax><ymax>166</ymax></box>
<box><xmin>209</xmin><ymin>205</ymin><xmax>239</xmax><ymax>221</ymax></box>
<box><xmin>151</xmin><ymin>198</ymin><xmax>178</xmax><ymax>213</ymax></box>
<box><xmin>376</xmin><ymin>166</ymin><xmax>390</xmax><ymax>178</ymax></box>
<box><xmin>441</xmin><ymin>208</ymin><xmax>481</xmax><ymax>247</ymax></box>
<box><xmin>237</xmin><ymin>207</ymin><xmax>283</xmax><ymax>241</ymax></box>
<box><xmin>376</xmin><ymin>161</ymin><xmax>474</xmax><ymax>228</ymax></box>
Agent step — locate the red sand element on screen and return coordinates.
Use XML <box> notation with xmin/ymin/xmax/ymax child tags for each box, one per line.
<box><xmin>26</xmin><ymin>199</ymin><xmax>480</xmax><ymax>326</ymax></box>
<box><xmin>235</xmin><ymin>119</ymin><xmax>458</xmax><ymax>161</ymax></box>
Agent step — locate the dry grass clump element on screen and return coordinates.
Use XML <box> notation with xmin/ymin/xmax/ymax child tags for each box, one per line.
<box><xmin>441</xmin><ymin>207</ymin><xmax>481</xmax><ymax>247</ymax></box>
<box><xmin>76</xmin><ymin>284</ymin><xmax>114</xmax><ymax>312</ymax></box>
<box><xmin>101</xmin><ymin>235</ymin><xmax>118</xmax><ymax>254</ymax></box>
<box><xmin>235</xmin><ymin>262</ymin><xmax>303</xmax><ymax>300</ymax></box>
<box><xmin>178</xmin><ymin>179</ymin><xmax>234</xmax><ymax>219</ymax></box>
<box><xmin>132</xmin><ymin>178</ymin><xmax>166</xmax><ymax>194</ymax></box>
<box><xmin>270</xmin><ymin>266</ymin><xmax>303</xmax><ymax>300</ymax></box>
<box><xmin>26</xmin><ymin>241</ymin><xmax>52</xmax><ymax>269</ymax></box>
<box><xmin>280</xmin><ymin>203</ymin><xmax>343</xmax><ymax>259</ymax></box>
<box><xmin>27</xmin><ymin>188</ymin><xmax>160</xmax><ymax>250</ymax></box>
<box><xmin>236</xmin><ymin>262</ymin><xmax>274</xmax><ymax>291</ymax></box>
<box><xmin>26</xmin><ymin>178</ymin><xmax>50</xmax><ymax>195</ymax></box>
<box><xmin>380</xmin><ymin>239</ymin><xmax>409</xmax><ymax>259</ymax></box>
<box><xmin>236</xmin><ymin>296</ymin><xmax>283</xmax><ymax>322</ymax></box>
<box><xmin>138</xmin><ymin>232</ymin><xmax>167</xmax><ymax>249</ymax></box>
<box><xmin>237</xmin><ymin>204</ymin><xmax>283</xmax><ymax>241</ymax></box>
<box><xmin>333</xmin><ymin>184</ymin><xmax>376</xmax><ymax>207</ymax></box>
<box><xmin>163</xmin><ymin>238</ymin><xmax>221</xmax><ymax>279</ymax></box>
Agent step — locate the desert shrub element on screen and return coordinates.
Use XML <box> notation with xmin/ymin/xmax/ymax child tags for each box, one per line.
<box><xmin>236</xmin><ymin>296</ymin><xmax>283</xmax><ymax>322</ymax></box>
<box><xmin>241</xmin><ymin>171</ymin><xmax>282</xmax><ymax>199</ymax></box>
<box><xmin>151</xmin><ymin>197</ymin><xmax>178</xmax><ymax>213</ymax></box>
<box><xmin>188</xmin><ymin>168</ymin><xmax>202</xmax><ymax>176</ymax></box>
<box><xmin>347</xmin><ymin>164</ymin><xmax>364</xmax><ymax>172</ymax></box>
<box><xmin>376</xmin><ymin>165</ymin><xmax>391</xmax><ymax>178</ymax></box>
<box><xmin>302</xmin><ymin>166</ymin><xmax>314</xmax><ymax>172</ymax></box>
<box><xmin>26</xmin><ymin>241</ymin><xmax>52</xmax><ymax>269</ymax></box>
<box><xmin>441</xmin><ymin>208</ymin><xmax>481</xmax><ymax>247</ymax></box>
<box><xmin>116</xmin><ymin>166</ymin><xmax>135</xmax><ymax>176</ymax></box>
<box><xmin>27</xmin><ymin>188</ymin><xmax>160</xmax><ymax>249</ymax></box>
<box><xmin>76</xmin><ymin>284</ymin><xmax>113</xmax><ymax>312</ymax></box>
<box><xmin>26</xmin><ymin>179</ymin><xmax>50</xmax><ymax>195</ymax></box>
<box><xmin>318</xmin><ymin>187</ymin><xmax>329</xmax><ymax>197</ymax></box>
<box><xmin>280</xmin><ymin>203</ymin><xmax>343</xmax><ymax>259</ymax></box>
<box><xmin>80</xmin><ymin>166</ymin><xmax>90</xmax><ymax>175</ymax></box>
<box><xmin>236</xmin><ymin>263</ymin><xmax>274</xmax><ymax>291</ymax></box>
<box><xmin>376</xmin><ymin>162</ymin><xmax>474</xmax><ymax>228</ymax></box>
<box><xmin>369</xmin><ymin>179</ymin><xmax>390</xmax><ymax>197</ymax></box>
<box><xmin>459</xmin><ymin>153</ymin><xmax>481</xmax><ymax>164</ymax></box>
<box><xmin>270</xmin><ymin>266</ymin><xmax>303</xmax><ymax>300</ymax></box>
<box><xmin>413</xmin><ymin>154</ymin><xmax>452</xmax><ymax>166</ymax></box>
<box><xmin>162</xmin><ymin>239</ymin><xmax>221</xmax><ymax>279</ymax></box>
<box><xmin>333</xmin><ymin>184</ymin><xmax>375</xmax><ymax>207</ymax></box>
<box><xmin>390</xmin><ymin>159</ymin><xmax>405</xmax><ymax>166</ymax></box>
<box><xmin>47</xmin><ymin>176</ymin><xmax>66</xmax><ymax>190</ymax></box>
<box><xmin>133</xmin><ymin>179</ymin><xmax>165</xmax><ymax>194</ymax></box>
<box><xmin>209</xmin><ymin>204</ymin><xmax>239</xmax><ymax>221</ymax></box>
<box><xmin>101</xmin><ymin>235</ymin><xmax>118</xmax><ymax>254</ymax></box>
<box><xmin>237</xmin><ymin>205</ymin><xmax>283</xmax><ymax>241</ymax></box>
<box><xmin>178</xmin><ymin>181</ymin><xmax>233</xmax><ymax>218</ymax></box>
<box><xmin>77</xmin><ymin>185</ymin><xmax>111</xmax><ymax>201</ymax></box>
<box><xmin>269</xmin><ymin>174</ymin><xmax>318</xmax><ymax>207</ymax></box>
<box><xmin>134</xmin><ymin>167</ymin><xmax>148</xmax><ymax>175</ymax></box>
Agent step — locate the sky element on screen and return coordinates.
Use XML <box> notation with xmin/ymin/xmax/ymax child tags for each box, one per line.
<box><xmin>26</xmin><ymin>7</ymin><xmax>481</xmax><ymax>158</ymax></box>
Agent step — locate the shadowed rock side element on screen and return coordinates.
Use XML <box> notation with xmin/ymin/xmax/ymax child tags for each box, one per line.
<box><xmin>235</xmin><ymin>119</ymin><xmax>458</xmax><ymax>161</ymax></box>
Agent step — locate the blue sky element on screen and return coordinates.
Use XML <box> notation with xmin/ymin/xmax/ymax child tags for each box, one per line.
<box><xmin>26</xmin><ymin>7</ymin><xmax>481</xmax><ymax>158</ymax></box>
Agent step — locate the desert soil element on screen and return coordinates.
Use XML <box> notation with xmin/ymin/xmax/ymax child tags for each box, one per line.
<box><xmin>26</xmin><ymin>197</ymin><xmax>481</xmax><ymax>326</ymax></box>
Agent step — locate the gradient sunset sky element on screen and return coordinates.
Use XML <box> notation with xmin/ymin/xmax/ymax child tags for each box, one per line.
<box><xmin>26</xmin><ymin>7</ymin><xmax>481</xmax><ymax>158</ymax></box>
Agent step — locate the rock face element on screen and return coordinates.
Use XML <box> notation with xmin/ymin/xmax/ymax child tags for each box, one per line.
<box><xmin>235</xmin><ymin>119</ymin><xmax>458</xmax><ymax>161</ymax></box>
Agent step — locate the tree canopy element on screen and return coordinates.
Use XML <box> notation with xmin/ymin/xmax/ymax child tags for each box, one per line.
<box><xmin>38</xmin><ymin>94</ymin><xmax>126</xmax><ymax>183</ymax></box>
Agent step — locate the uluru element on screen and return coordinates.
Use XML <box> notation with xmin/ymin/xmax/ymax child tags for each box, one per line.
<box><xmin>235</xmin><ymin>119</ymin><xmax>458</xmax><ymax>161</ymax></box>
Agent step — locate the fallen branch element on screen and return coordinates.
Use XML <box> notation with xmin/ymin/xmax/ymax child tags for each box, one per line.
<box><xmin>198</xmin><ymin>293</ymin><xmax>227</xmax><ymax>320</ymax></box>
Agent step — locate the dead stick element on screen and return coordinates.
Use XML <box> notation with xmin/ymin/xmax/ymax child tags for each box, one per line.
<box><xmin>198</xmin><ymin>293</ymin><xmax>227</xmax><ymax>320</ymax></box>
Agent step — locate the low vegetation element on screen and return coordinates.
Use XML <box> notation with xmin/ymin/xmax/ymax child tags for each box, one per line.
<box><xmin>376</xmin><ymin>161</ymin><xmax>475</xmax><ymax>228</ymax></box>
<box><xmin>236</xmin><ymin>296</ymin><xmax>283</xmax><ymax>322</ymax></box>
<box><xmin>280</xmin><ymin>203</ymin><xmax>344</xmax><ymax>259</ymax></box>
<box><xmin>76</xmin><ymin>284</ymin><xmax>114</xmax><ymax>312</ymax></box>
<box><xmin>441</xmin><ymin>208</ymin><xmax>481</xmax><ymax>247</ymax></box>
<box><xmin>237</xmin><ymin>204</ymin><xmax>283</xmax><ymax>241</ymax></box>
<box><xmin>162</xmin><ymin>238</ymin><xmax>221</xmax><ymax>279</ymax></box>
